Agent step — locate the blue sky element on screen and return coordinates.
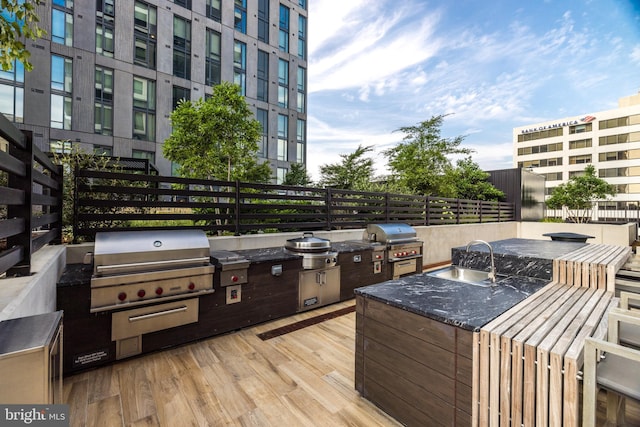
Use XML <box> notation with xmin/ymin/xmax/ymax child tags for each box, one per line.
<box><xmin>306</xmin><ymin>0</ymin><xmax>640</xmax><ymax>180</ymax></box>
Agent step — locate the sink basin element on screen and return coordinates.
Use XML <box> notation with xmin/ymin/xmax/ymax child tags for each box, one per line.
<box><xmin>427</xmin><ymin>265</ymin><xmax>507</xmax><ymax>286</ymax></box>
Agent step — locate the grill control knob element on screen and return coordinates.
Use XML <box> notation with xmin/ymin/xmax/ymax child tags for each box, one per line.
<box><xmin>118</xmin><ymin>292</ymin><xmax>127</xmax><ymax>301</ymax></box>
<box><xmin>231</xmin><ymin>275</ymin><xmax>238</xmax><ymax>282</ymax></box>
<box><xmin>137</xmin><ymin>289</ymin><xmax>146</xmax><ymax>298</ymax></box>
<box><xmin>155</xmin><ymin>287</ymin><xmax>163</xmax><ymax>296</ymax></box>
<box><xmin>188</xmin><ymin>282</ymin><xmax>196</xmax><ymax>290</ymax></box>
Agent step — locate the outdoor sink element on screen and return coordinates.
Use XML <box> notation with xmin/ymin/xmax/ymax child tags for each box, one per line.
<box><xmin>427</xmin><ymin>265</ymin><xmax>507</xmax><ymax>287</ymax></box>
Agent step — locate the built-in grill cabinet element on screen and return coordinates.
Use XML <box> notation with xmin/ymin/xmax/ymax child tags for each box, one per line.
<box><xmin>366</xmin><ymin>223</ymin><xmax>424</xmax><ymax>279</ymax></box>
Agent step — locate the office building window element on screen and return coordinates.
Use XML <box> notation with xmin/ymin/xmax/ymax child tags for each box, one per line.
<box><xmin>298</xmin><ymin>15</ymin><xmax>306</xmax><ymax>60</ymax></box>
<box><xmin>256</xmin><ymin>108</ymin><xmax>268</xmax><ymax>157</ymax></box>
<box><xmin>94</xmin><ymin>66</ymin><xmax>113</xmax><ymax>135</ymax></box>
<box><xmin>51</xmin><ymin>55</ymin><xmax>72</xmax><ymax>129</ymax></box>
<box><xmin>568</xmin><ymin>154</ymin><xmax>591</xmax><ymax>164</ymax></box>
<box><xmin>173</xmin><ymin>16</ymin><xmax>191</xmax><ymax>79</ymax></box>
<box><xmin>233</xmin><ymin>41</ymin><xmax>246</xmax><ymax>95</ymax></box>
<box><xmin>172</xmin><ymin>85</ymin><xmax>190</xmax><ymax>109</ymax></box>
<box><xmin>0</xmin><ymin>60</ymin><xmax>24</xmax><ymax>123</ymax></box>
<box><xmin>132</xmin><ymin>149</ymin><xmax>155</xmax><ymax>163</ymax></box>
<box><xmin>517</xmin><ymin>142</ymin><xmax>562</xmax><ymax>156</ymax></box>
<box><xmin>569</xmin><ymin>123</ymin><xmax>592</xmax><ymax>134</ymax></box>
<box><xmin>600</xmin><ymin>134</ymin><xmax>630</xmax><ymax>146</ymax></box>
<box><xmin>543</xmin><ymin>172</ymin><xmax>563</xmax><ymax>181</ymax></box>
<box><xmin>258</xmin><ymin>0</ymin><xmax>269</xmax><ymax>43</ymax></box>
<box><xmin>277</xmin><ymin>167</ymin><xmax>287</xmax><ymax>184</ymax></box>
<box><xmin>599</xmin><ymin>167</ymin><xmax>640</xmax><ymax>178</ymax></box>
<box><xmin>296</xmin><ymin>119</ymin><xmax>305</xmax><ymax>163</ymax></box>
<box><xmin>297</xmin><ymin>67</ymin><xmax>306</xmax><ymax>113</ymax></box>
<box><xmin>517</xmin><ymin>128</ymin><xmax>563</xmax><ymax>142</ymax></box>
<box><xmin>94</xmin><ymin>145</ymin><xmax>112</xmax><ymax>156</ymax></box>
<box><xmin>205</xmin><ymin>29</ymin><xmax>221</xmax><ymax>86</ymax></box>
<box><xmin>298</xmin><ymin>0</ymin><xmax>306</xmax><ymax>9</ymax></box>
<box><xmin>278</xmin><ymin>59</ymin><xmax>288</xmax><ymax>108</ymax></box>
<box><xmin>50</xmin><ymin>139</ymin><xmax>72</xmax><ymax>153</ymax></box>
<box><xmin>279</xmin><ymin>4</ymin><xmax>289</xmax><ymax>52</ymax></box>
<box><xmin>52</xmin><ymin>0</ymin><xmax>73</xmax><ymax>46</ymax></box>
<box><xmin>132</xmin><ymin>76</ymin><xmax>156</xmax><ymax>141</ymax></box>
<box><xmin>234</xmin><ymin>0</ymin><xmax>247</xmax><ymax>33</ymax></box>
<box><xmin>277</xmin><ymin>114</ymin><xmax>288</xmax><ymax>161</ymax></box>
<box><xmin>569</xmin><ymin>138</ymin><xmax>592</xmax><ymax>149</ymax></box>
<box><xmin>96</xmin><ymin>0</ymin><xmax>115</xmax><ymax>57</ymax></box>
<box><xmin>600</xmin><ymin>117</ymin><xmax>629</xmax><ymax>130</ymax></box>
<box><xmin>206</xmin><ymin>0</ymin><xmax>221</xmax><ymax>21</ymax></box>
<box><xmin>134</xmin><ymin>1</ymin><xmax>157</xmax><ymax>69</ymax></box>
<box><xmin>518</xmin><ymin>157</ymin><xmax>562</xmax><ymax>168</ymax></box>
<box><xmin>174</xmin><ymin>0</ymin><xmax>191</xmax><ymax>9</ymax></box>
<box><xmin>257</xmin><ymin>50</ymin><xmax>269</xmax><ymax>102</ymax></box>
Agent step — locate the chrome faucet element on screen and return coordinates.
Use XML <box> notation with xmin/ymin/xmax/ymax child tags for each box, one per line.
<box><xmin>465</xmin><ymin>240</ymin><xmax>497</xmax><ymax>283</ymax></box>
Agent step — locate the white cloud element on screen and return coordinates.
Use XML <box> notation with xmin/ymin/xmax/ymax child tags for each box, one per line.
<box><xmin>631</xmin><ymin>45</ymin><xmax>640</xmax><ymax>64</ymax></box>
<box><xmin>309</xmin><ymin>1</ymin><xmax>442</xmax><ymax>94</ymax></box>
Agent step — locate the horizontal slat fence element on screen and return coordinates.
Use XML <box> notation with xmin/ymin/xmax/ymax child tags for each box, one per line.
<box><xmin>74</xmin><ymin>168</ymin><xmax>515</xmax><ymax>242</ymax></box>
<box><xmin>0</xmin><ymin>114</ymin><xmax>62</xmax><ymax>276</ymax></box>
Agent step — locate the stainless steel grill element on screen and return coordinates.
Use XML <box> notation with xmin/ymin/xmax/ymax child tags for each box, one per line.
<box><xmin>366</xmin><ymin>223</ymin><xmax>423</xmax><ymax>279</ymax></box>
<box><xmin>90</xmin><ymin>229</ymin><xmax>215</xmax><ymax>313</ymax></box>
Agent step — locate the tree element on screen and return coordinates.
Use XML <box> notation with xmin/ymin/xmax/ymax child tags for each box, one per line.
<box><xmin>545</xmin><ymin>164</ymin><xmax>616</xmax><ymax>223</ymax></box>
<box><xmin>1</xmin><ymin>0</ymin><xmax>45</xmax><ymax>71</ymax></box>
<box><xmin>283</xmin><ymin>162</ymin><xmax>313</xmax><ymax>186</ymax></box>
<box><xmin>318</xmin><ymin>145</ymin><xmax>375</xmax><ymax>190</ymax></box>
<box><xmin>164</xmin><ymin>81</ymin><xmax>272</xmax><ymax>183</ymax></box>
<box><xmin>384</xmin><ymin>114</ymin><xmax>473</xmax><ymax>196</ymax></box>
<box><xmin>445</xmin><ymin>157</ymin><xmax>505</xmax><ymax>201</ymax></box>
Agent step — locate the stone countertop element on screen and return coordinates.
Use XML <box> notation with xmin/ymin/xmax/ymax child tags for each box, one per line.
<box><xmin>458</xmin><ymin>238</ymin><xmax>586</xmax><ymax>260</ymax></box>
<box><xmin>234</xmin><ymin>240</ymin><xmax>380</xmax><ymax>263</ymax></box>
<box><xmin>356</xmin><ymin>238</ymin><xmax>587</xmax><ymax>331</ymax></box>
<box><xmin>452</xmin><ymin>238</ymin><xmax>587</xmax><ymax>281</ymax></box>
<box><xmin>354</xmin><ymin>272</ymin><xmax>549</xmax><ymax>331</ymax></box>
<box><xmin>57</xmin><ymin>263</ymin><xmax>92</xmax><ymax>287</ymax></box>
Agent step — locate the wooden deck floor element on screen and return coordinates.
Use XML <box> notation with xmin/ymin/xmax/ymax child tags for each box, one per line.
<box><xmin>64</xmin><ymin>299</ymin><xmax>639</xmax><ymax>427</ymax></box>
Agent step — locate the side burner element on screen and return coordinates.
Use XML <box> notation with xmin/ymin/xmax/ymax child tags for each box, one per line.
<box><xmin>210</xmin><ymin>250</ymin><xmax>250</xmax><ymax>286</ymax></box>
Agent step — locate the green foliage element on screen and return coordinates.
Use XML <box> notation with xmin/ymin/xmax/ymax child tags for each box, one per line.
<box><xmin>444</xmin><ymin>157</ymin><xmax>505</xmax><ymax>201</ymax></box>
<box><xmin>545</xmin><ymin>164</ymin><xmax>616</xmax><ymax>223</ymax></box>
<box><xmin>51</xmin><ymin>146</ymin><xmax>150</xmax><ymax>242</ymax></box>
<box><xmin>283</xmin><ymin>163</ymin><xmax>313</xmax><ymax>186</ymax></box>
<box><xmin>164</xmin><ymin>81</ymin><xmax>272</xmax><ymax>183</ymax></box>
<box><xmin>319</xmin><ymin>145</ymin><xmax>375</xmax><ymax>190</ymax></box>
<box><xmin>384</xmin><ymin>114</ymin><xmax>473</xmax><ymax>195</ymax></box>
<box><xmin>1</xmin><ymin>0</ymin><xmax>45</xmax><ymax>71</ymax></box>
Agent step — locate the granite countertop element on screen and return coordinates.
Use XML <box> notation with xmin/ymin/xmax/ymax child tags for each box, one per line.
<box><xmin>354</xmin><ymin>272</ymin><xmax>549</xmax><ymax>331</ymax></box>
<box><xmin>235</xmin><ymin>240</ymin><xmax>379</xmax><ymax>263</ymax></box>
<box><xmin>460</xmin><ymin>238</ymin><xmax>586</xmax><ymax>260</ymax></box>
<box><xmin>356</xmin><ymin>238</ymin><xmax>587</xmax><ymax>331</ymax></box>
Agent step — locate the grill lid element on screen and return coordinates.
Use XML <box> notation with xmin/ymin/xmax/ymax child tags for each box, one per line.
<box><xmin>366</xmin><ymin>223</ymin><xmax>417</xmax><ymax>244</ymax></box>
<box><xmin>93</xmin><ymin>229</ymin><xmax>211</xmax><ymax>276</ymax></box>
<box><xmin>285</xmin><ymin>232</ymin><xmax>331</xmax><ymax>253</ymax></box>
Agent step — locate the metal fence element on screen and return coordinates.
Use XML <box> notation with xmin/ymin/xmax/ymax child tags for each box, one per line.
<box><xmin>0</xmin><ymin>115</ymin><xmax>62</xmax><ymax>276</ymax></box>
<box><xmin>73</xmin><ymin>168</ymin><xmax>516</xmax><ymax>242</ymax></box>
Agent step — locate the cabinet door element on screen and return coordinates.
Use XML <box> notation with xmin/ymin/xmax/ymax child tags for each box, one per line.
<box><xmin>298</xmin><ymin>266</ymin><xmax>341</xmax><ymax>311</ymax></box>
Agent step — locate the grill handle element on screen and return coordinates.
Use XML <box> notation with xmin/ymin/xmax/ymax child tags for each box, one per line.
<box><xmin>95</xmin><ymin>256</ymin><xmax>211</xmax><ymax>275</ymax></box>
<box><xmin>128</xmin><ymin>305</ymin><xmax>188</xmax><ymax>322</ymax></box>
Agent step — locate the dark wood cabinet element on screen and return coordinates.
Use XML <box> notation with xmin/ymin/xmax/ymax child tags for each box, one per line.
<box><xmin>355</xmin><ymin>296</ymin><xmax>473</xmax><ymax>426</ymax></box>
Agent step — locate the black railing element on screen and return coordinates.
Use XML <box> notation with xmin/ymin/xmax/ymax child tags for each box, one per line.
<box><xmin>73</xmin><ymin>168</ymin><xmax>515</xmax><ymax>241</ymax></box>
<box><xmin>0</xmin><ymin>115</ymin><xmax>63</xmax><ymax>276</ymax></box>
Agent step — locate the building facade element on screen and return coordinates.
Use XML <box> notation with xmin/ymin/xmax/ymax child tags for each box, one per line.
<box><xmin>0</xmin><ymin>0</ymin><xmax>308</xmax><ymax>182</ymax></box>
<box><xmin>513</xmin><ymin>93</ymin><xmax>640</xmax><ymax>208</ymax></box>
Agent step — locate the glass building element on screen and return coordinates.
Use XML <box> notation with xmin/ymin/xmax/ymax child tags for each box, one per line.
<box><xmin>0</xmin><ymin>0</ymin><xmax>308</xmax><ymax>182</ymax></box>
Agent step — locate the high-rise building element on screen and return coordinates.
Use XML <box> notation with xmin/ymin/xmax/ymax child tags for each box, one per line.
<box><xmin>513</xmin><ymin>93</ymin><xmax>640</xmax><ymax>207</ymax></box>
<box><xmin>0</xmin><ymin>0</ymin><xmax>308</xmax><ymax>182</ymax></box>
